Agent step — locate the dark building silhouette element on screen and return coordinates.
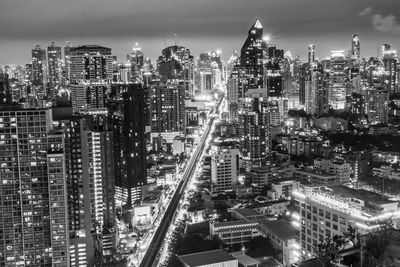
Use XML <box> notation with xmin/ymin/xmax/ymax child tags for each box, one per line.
<box><xmin>240</xmin><ymin>18</ymin><xmax>265</xmax><ymax>89</ymax></box>
<box><xmin>0</xmin><ymin>72</ymin><xmax>12</xmax><ymax>105</ymax></box>
<box><xmin>109</xmin><ymin>84</ymin><xmax>147</xmax><ymax>206</ymax></box>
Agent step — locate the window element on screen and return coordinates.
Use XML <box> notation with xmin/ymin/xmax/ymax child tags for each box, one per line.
<box><xmin>339</xmin><ymin>217</ymin><xmax>346</xmax><ymax>225</ymax></box>
<box><xmin>325</xmin><ymin>211</ymin><xmax>331</xmax><ymax>219</ymax></box>
<box><xmin>312</xmin><ymin>206</ymin><xmax>317</xmax><ymax>214</ymax></box>
<box><xmin>319</xmin><ymin>209</ymin><xmax>324</xmax><ymax>216</ymax></box>
<box><xmin>333</xmin><ymin>224</ymin><xmax>338</xmax><ymax>230</ymax></box>
<box><xmin>332</xmin><ymin>214</ymin><xmax>338</xmax><ymax>222</ymax></box>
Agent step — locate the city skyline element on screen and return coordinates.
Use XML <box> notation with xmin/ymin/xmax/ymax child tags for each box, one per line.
<box><xmin>1</xmin><ymin>0</ymin><xmax>400</xmax><ymax>64</ymax></box>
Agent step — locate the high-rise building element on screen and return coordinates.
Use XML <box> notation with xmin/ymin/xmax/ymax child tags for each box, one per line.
<box><xmin>150</xmin><ymin>81</ymin><xmax>185</xmax><ymax>133</ymax></box>
<box><xmin>382</xmin><ymin>49</ymin><xmax>398</xmax><ymax>95</ymax></box>
<box><xmin>108</xmin><ymin>84</ymin><xmax>147</xmax><ymax>206</ymax></box>
<box><xmin>0</xmin><ymin>109</ymin><xmax>69</xmax><ymax>266</ymax></box>
<box><xmin>157</xmin><ymin>45</ymin><xmax>194</xmax><ymax>97</ymax></box>
<box><xmin>31</xmin><ymin>45</ymin><xmax>48</xmax><ymax>97</ymax></box>
<box><xmin>351</xmin><ymin>34</ymin><xmax>360</xmax><ymax>60</ymax></box>
<box><xmin>240</xmin><ymin>18</ymin><xmax>265</xmax><ymax>89</ymax></box>
<box><xmin>69</xmin><ymin>45</ymin><xmax>113</xmax><ymax>114</ymax></box>
<box><xmin>327</xmin><ymin>51</ymin><xmax>349</xmax><ymax>110</ymax></box>
<box><xmin>211</xmin><ymin>145</ymin><xmax>240</xmax><ymax>193</ymax></box>
<box><xmin>59</xmin><ymin>116</ymin><xmax>116</xmax><ymax>266</ymax></box>
<box><xmin>127</xmin><ymin>43</ymin><xmax>144</xmax><ymax>83</ymax></box>
<box><xmin>265</xmin><ymin>61</ymin><xmax>282</xmax><ymax>97</ymax></box>
<box><xmin>308</xmin><ymin>44</ymin><xmax>315</xmax><ymax>64</ymax></box>
<box><xmin>47</xmin><ymin>41</ymin><xmax>62</xmax><ymax>95</ymax></box>
<box><xmin>367</xmin><ymin>87</ymin><xmax>389</xmax><ymax>124</ymax></box>
<box><xmin>0</xmin><ymin>72</ymin><xmax>12</xmax><ymax>105</ymax></box>
<box><xmin>64</xmin><ymin>41</ymin><xmax>73</xmax><ymax>84</ymax></box>
<box><xmin>69</xmin><ymin>45</ymin><xmax>113</xmax><ymax>83</ymax></box>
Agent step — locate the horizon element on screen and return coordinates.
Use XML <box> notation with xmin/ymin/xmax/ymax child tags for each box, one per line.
<box><xmin>1</xmin><ymin>0</ymin><xmax>400</xmax><ymax>65</ymax></box>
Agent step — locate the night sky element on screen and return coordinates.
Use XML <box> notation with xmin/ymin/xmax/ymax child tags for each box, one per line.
<box><xmin>1</xmin><ymin>0</ymin><xmax>400</xmax><ymax>65</ymax></box>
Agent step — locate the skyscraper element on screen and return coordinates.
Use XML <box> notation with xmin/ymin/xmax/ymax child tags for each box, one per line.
<box><xmin>157</xmin><ymin>45</ymin><xmax>194</xmax><ymax>98</ymax></box>
<box><xmin>31</xmin><ymin>45</ymin><xmax>47</xmax><ymax>97</ymax></box>
<box><xmin>0</xmin><ymin>109</ymin><xmax>69</xmax><ymax>266</ymax></box>
<box><xmin>351</xmin><ymin>34</ymin><xmax>360</xmax><ymax>60</ymax></box>
<box><xmin>240</xmin><ymin>18</ymin><xmax>265</xmax><ymax>89</ymax></box>
<box><xmin>308</xmin><ymin>44</ymin><xmax>315</xmax><ymax>64</ymax></box>
<box><xmin>47</xmin><ymin>42</ymin><xmax>62</xmax><ymax>95</ymax></box>
<box><xmin>0</xmin><ymin>72</ymin><xmax>12</xmax><ymax>105</ymax></box>
<box><xmin>69</xmin><ymin>45</ymin><xmax>113</xmax><ymax>114</ymax></box>
<box><xmin>108</xmin><ymin>84</ymin><xmax>147</xmax><ymax>206</ymax></box>
<box><xmin>150</xmin><ymin>81</ymin><xmax>185</xmax><ymax>134</ymax></box>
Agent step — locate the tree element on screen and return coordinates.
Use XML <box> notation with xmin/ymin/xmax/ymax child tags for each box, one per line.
<box><xmin>315</xmin><ymin>226</ymin><xmax>359</xmax><ymax>267</ymax></box>
<box><xmin>362</xmin><ymin>219</ymin><xmax>395</xmax><ymax>267</ymax></box>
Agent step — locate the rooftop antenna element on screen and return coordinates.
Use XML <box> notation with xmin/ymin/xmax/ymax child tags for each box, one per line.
<box><xmin>174</xmin><ymin>33</ymin><xmax>178</xmax><ymax>46</ymax></box>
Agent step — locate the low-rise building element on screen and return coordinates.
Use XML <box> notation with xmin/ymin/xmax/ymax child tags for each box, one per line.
<box><xmin>268</xmin><ymin>180</ymin><xmax>300</xmax><ymax>199</ymax></box>
<box><xmin>292</xmin><ymin>185</ymin><xmax>400</xmax><ymax>260</ymax></box>
<box><xmin>258</xmin><ymin>220</ymin><xmax>300</xmax><ymax>266</ymax></box>
<box><xmin>294</xmin><ymin>169</ymin><xmax>338</xmax><ymax>185</ymax></box>
<box><xmin>313</xmin><ymin>158</ymin><xmax>352</xmax><ymax>183</ymax></box>
<box><xmin>372</xmin><ymin>164</ymin><xmax>400</xmax><ymax>181</ymax></box>
<box><xmin>179</xmin><ymin>249</ymin><xmax>238</xmax><ymax>267</ymax></box>
<box><xmin>210</xmin><ymin>220</ymin><xmax>260</xmax><ymax>246</ymax></box>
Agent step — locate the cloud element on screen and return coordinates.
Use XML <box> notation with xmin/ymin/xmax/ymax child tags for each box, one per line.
<box><xmin>371</xmin><ymin>14</ymin><xmax>400</xmax><ymax>34</ymax></box>
<box><xmin>358</xmin><ymin>6</ymin><xmax>372</xmax><ymax>16</ymax></box>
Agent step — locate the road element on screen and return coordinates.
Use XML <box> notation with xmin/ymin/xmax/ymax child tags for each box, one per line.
<box><xmin>138</xmin><ymin>95</ymin><xmax>224</xmax><ymax>267</ymax></box>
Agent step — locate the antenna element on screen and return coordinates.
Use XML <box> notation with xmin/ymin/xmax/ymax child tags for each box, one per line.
<box><xmin>174</xmin><ymin>33</ymin><xmax>178</xmax><ymax>46</ymax></box>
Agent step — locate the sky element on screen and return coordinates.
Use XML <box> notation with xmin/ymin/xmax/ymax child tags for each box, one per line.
<box><xmin>1</xmin><ymin>0</ymin><xmax>400</xmax><ymax>65</ymax></box>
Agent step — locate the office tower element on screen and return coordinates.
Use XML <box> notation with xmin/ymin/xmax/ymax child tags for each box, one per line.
<box><xmin>292</xmin><ymin>185</ymin><xmax>400</xmax><ymax>261</ymax></box>
<box><xmin>211</xmin><ymin>145</ymin><xmax>240</xmax><ymax>193</ymax></box>
<box><xmin>69</xmin><ymin>45</ymin><xmax>113</xmax><ymax>82</ymax></box>
<box><xmin>0</xmin><ymin>72</ymin><xmax>12</xmax><ymax>105</ymax></box>
<box><xmin>127</xmin><ymin>43</ymin><xmax>144</xmax><ymax>83</ymax></box>
<box><xmin>240</xmin><ymin>18</ymin><xmax>265</xmax><ymax>88</ymax></box>
<box><xmin>47</xmin><ymin>42</ymin><xmax>62</xmax><ymax>96</ymax></box>
<box><xmin>348</xmin><ymin>93</ymin><xmax>365</xmax><ymax>123</ymax></box>
<box><xmin>108</xmin><ymin>84</ymin><xmax>147</xmax><ymax>206</ymax></box>
<box><xmin>196</xmin><ymin>52</ymin><xmax>213</xmax><ymax>94</ymax></box>
<box><xmin>239</xmin><ymin>90</ymin><xmax>270</xmax><ymax>169</ymax></box>
<box><xmin>157</xmin><ymin>45</ymin><xmax>194</xmax><ymax>97</ymax></box>
<box><xmin>367</xmin><ymin>87</ymin><xmax>389</xmax><ymax>124</ymax></box>
<box><xmin>227</xmin><ymin>66</ymin><xmax>247</xmax><ymax>121</ymax></box>
<box><xmin>311</xmin><ymin>65</ymin><xmax>329</xmax><ymax>117</ymax></box>
<box><xmin>299</xmin><ymin>64</ymin><xmax>311</xmax><ymax>107</ymax></box>
<box><xmin>64</xmin><ymin>41</ymin><xmax>73</xmax><ymax>83</ymax></box>
<box><xmin>0</xmin><ymin>109</ymin><xmax>69</xmax><ymax>266</ymax></box>
<box><xmin>31</xmin><ymin>45</ymin><xmax>48</xmax><ymax>98</ymax></box>
<box><xmin>265</xmin><ymin>61</ymin><xmax>282</xmax><ymax>97</ymax></box>
<box><xmin>351</xmin><ymin>34</ymin><xmax>360</xmax><ymax>60</ymax></box>
<box><xmin>382</xmin><ymin>49</ymin><xmax>398</xmax><ymax>95</ymax></box>
<box><xmin>69</xmin><ymin>45</ymin><xmax>113</xmax><ymax>114</ymax></box>
<box><xmin>150</xmin><ymin>81</ymin><xmax>185</xmax><ymax>133</ymax></box>
<box><xmin>308</xmin><ymin>44</ymin><xmax>315</xmax><ymax>64</ymax></box>
<box><xmin>327</xmin><ymin>51</ymin><xmax>348</xmax><ymax>110</ymax></box>
<box><xmin>71</xmin><ymin>84</ymin><xmax>108</xmax><ymax>113</ymax></box>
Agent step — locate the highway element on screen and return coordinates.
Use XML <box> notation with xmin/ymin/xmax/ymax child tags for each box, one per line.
<box><xmin>138</xmin><ymin>95</ymin><xmax>224</xmax><ymax>267</ymax></box>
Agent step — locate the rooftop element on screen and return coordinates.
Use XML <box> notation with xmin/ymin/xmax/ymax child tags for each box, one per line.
<box><xmin>213</xmin><ymin>220</ymin><xmax>258</xmax><ymax>228</ymax></box>
<box><xmin>178</xmin><ymin>249</ymin><xmax>237</xmax><ymax>267</ymax></box>
<box><xmin>232</xmin><ymin>208</ymin><xmax>259</xmax><ymax>218</ymax></box>
<box><xmin>328</xmin><ymin>185</ymin><xmax>397</xmax><ymax>205</ymax></box>
<box><xmin>258</xmin><ymin>219</ymin><xmax>297</xmax><ymax>241</ymax></box>
<box><xmin>231</xmin><ymin>251</ymin><xmax>260</xmax><ymax>265</ymax></box>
